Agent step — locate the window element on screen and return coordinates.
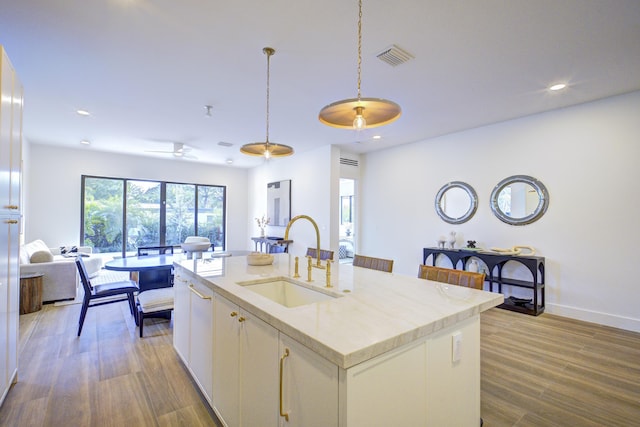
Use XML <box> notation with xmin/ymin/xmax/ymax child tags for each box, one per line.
<box><xmin>81</xmin><ymin>176</ymin><xmax>225</xmax><ymax>256</ymax></box>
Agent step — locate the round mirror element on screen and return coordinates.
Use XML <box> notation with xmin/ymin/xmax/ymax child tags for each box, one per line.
<box><xmin>435</xmin><ymin>181</ymin><xmax>478</xmax><ymax>224</ymax></box>
<box><xmin>490</xmin><ymin>175</ymin><xmax>549</xmax><ymax>225</ymax></box>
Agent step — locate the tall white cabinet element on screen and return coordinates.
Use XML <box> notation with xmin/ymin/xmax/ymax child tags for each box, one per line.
<box><xmin>0</xmin><ymin>45</ymin><xmax>23</xmax><ymax>406</ymax></box>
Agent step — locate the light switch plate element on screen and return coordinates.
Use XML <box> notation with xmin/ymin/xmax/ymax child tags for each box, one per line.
<box><xmin>452</xmin><ymin>332</ymin><xmax>462</xmax><ymax>362</ymax></box>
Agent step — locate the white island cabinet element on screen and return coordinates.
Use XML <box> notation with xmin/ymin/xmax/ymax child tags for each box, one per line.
<box><xmin>212</xmin><ymin>293</ymin><xmax>279</xmax><ymax>427</ymax></box>
<box><xmin>173</xmin><ymin>269</ymin><xmax>213</xmax><ymax>403</ymax></box>
<box><xmin>173</xmin><ymin>254</ymin><xmax>503</xmax><ymax>426</ymax></box>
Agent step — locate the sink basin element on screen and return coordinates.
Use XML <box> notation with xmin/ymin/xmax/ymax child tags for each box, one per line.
<box><xmin>237</xmin><ymin>277</ymin><xmax>339</xmax><ymax>308</ymax></box>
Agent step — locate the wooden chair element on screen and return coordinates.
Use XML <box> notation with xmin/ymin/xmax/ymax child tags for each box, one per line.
<box><xmin>137</xmin><ymin>287</ymin><xmax>174</xmax><ymax>338</ymax></box>
<box><xmin>305</xmin><ymin>247</ymin><xmax>335</xmax><ymax>261</ymax></box>
<box><xmin>75</xmin><ymin>257</ymin><xmax>139</xmax><ymax>336</ymax></box>
<box><xmin>417</xmin><ymin>265</ymin><xmax>485</xmax><ymax>290</ymax></box>
<box><xmin>137</xmin><ymin>245</ymin><xmax>174</xmax><ymax>256</ymax></box>
<box><xmin>352</xmin><ymin>254</ymin><xmax>394</xmax><ymax>273</ymax></box>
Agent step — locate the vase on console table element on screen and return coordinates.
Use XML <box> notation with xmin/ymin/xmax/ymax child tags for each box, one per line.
<box><xmin>448</xmin><ymin>231</ymin><xmax>456</xmax><ymax>249</ymax></box>
<box><xmin>260</xmin><ymin>227</ymin><xmax>266</xmax><ymax>238</ymax></box>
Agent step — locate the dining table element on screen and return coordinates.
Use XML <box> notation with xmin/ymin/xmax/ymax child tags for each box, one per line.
<box><xmin>104</xmin><ymin>254</ymin><xmax>175</xmax><ymax>293</ymax></box>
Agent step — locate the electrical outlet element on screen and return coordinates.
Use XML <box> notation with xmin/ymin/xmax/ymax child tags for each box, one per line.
<box><xmin>452</xmin><ymin>332</ymin><xmax>462</xmax><ymax>362</ymax></box>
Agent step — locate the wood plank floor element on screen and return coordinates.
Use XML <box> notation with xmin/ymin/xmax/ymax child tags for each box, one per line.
<box><xmin>0</xmin><ymin>302</ymin><xmax>221</xmax><ymax>427</ymax></box>
<box><xmin>1</xmin><ymin>302</ymin><xmax>639</xmax><ymax>426</ymax></box>
<box><xmin>481</xmin><ymin>309</ymin><xmax>640</xmax><ymax>426</ymax></box>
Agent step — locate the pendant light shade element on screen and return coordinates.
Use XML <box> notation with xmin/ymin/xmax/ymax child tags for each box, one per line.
<box><xmin>319</xmin><ymin>0</ymin><xmax>401</xmax><ymax>130</ymax></box>
<box><xmin>241</xmin><ymin>47</ymin><xmax>293</xmax><ymax>158</ymax></box>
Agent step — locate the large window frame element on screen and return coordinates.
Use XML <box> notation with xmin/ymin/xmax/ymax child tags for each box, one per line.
<box><xmin>81</xmin><ymin>175</ymin><xmax>226</xmax><ymax>257</ymax></box>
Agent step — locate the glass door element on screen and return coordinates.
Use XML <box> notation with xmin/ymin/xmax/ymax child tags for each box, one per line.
<box><xmin>339</xmin><ymin>178</ymin><xmax>355</xmax><ymax>264</ymax></box>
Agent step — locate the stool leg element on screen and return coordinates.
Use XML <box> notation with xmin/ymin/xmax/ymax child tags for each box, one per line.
<box><xmin>138</xmin><ymin>306</ymin><xmax>144</xmax><ymax>338</ymax></box>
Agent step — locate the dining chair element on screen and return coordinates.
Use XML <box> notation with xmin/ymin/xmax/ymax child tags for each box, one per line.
<box><xmin>305</xmin><ymin>247</ymin><xmax>335</xmax><ymax>261</ymax></box>
<box><xmin>417</xmin><ymin>265</ymin><xmax>485</xmax><ymax>290</ymax></box>
<box><xmin>75</xmin><ymin>257</ymin><xmax>139</xmax><ymax>336</ymax></box>
<box><xmin>352</xmin><ymin>254</ymin><xmax>394</xmax><ymax>273</ymax></box>
<box><xmin>137</xmin><ymin>245</ymin><xmax>174</xmax><ymax>256</ymax></box>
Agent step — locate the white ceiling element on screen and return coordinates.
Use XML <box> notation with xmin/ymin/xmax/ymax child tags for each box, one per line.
<box><xmin>2</xmin><ymin>0</ymin><xmax>639</xmax><ymax>168</ymax></box>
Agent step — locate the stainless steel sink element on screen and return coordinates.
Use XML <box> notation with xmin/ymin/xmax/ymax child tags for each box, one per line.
<box><xmin>237</xmin><ymin>277</ymin><xmax>339</xmax><ymax>308</ymax></box>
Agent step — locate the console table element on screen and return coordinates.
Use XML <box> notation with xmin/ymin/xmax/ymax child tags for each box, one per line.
<box><xmin>251</xmin><ymin>236</ymin><xmax>293</xmax><ymax>253</ymax></box>
<box><xmin>422</xmin><ymin>247</ymin><xmax>545</xmax><ymax>316</ymax></box>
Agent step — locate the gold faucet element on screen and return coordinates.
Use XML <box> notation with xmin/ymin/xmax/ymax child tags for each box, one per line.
<box><xmin>284</xmin><ymin>215</ymin><xmax>323</xmax><ymax>268</ymax></box>
<box><xmin>325</xmin><ymin>259</ymin><xmax>333</xmax><ymax>288</ymax></box>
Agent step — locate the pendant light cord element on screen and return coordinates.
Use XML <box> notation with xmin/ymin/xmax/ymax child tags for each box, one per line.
<box><xmin>265</xmin><ymin>48</ymin><xmax>271</xmax><ymax>144</ymax></box>
<box><xmin>356</xmin><ymin>0</ymin><xmax>362</xmax><ymax>100</ymax></box>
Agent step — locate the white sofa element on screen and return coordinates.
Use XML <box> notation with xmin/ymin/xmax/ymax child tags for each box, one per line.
<box><xmin>19</xmin><ymin>240</ymin><xmax>103</xmax><ymax>303</ymax></box>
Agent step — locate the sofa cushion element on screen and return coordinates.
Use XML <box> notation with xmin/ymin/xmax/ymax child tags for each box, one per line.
<box><xmin>30</xmin><ymin>250</ymin><xmax>54</xmax><ymax>263</ymax></box>
<box><xmin>21</xmin><ymin>239</ymin><xmax>51</xmax><ymax>264</ymax></box>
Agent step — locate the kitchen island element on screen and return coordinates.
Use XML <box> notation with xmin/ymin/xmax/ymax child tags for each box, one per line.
<box><xmin>173</xmin><ymin>253</ymin><xmax>503</xmax><ymax>427</ymax></box>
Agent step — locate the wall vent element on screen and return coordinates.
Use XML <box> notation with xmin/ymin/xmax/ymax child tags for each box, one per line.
<box><xmin>376</xmin><ymin>44</ymin><xmax>414</xmax><ymax>67</ymax></box>
<box><xmin>340</xmin><ymin>158</ymin><xmax>359</xmax><ymax>167</ymax></box>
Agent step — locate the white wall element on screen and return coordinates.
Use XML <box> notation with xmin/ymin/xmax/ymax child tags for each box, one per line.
<box><xmin>360</xmin><ymin>91</ymin><xmax>640</xmax><ymax>331</ymax></box>
<box><xmin>247</xmin><ymin>145</ymin><xmax>336</xmax><ymax>259</ymax></box>
<box><xmin>25</xmin><ymin>146</ymin><xmax>249</xmax><ymax>251</ymax></box>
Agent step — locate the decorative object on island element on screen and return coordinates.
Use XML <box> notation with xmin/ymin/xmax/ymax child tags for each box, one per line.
<box><xmin>255</xmin><ymin>215</ymin><xmax>270</xmax><ymax>238</ymax></box>
<box><xmin>466</xmin><ymin>240</ymin><xmax>476</xmax><ymax>248</ymax></box>
<box><xmin>240</xmin><ymin>47</ymin><xmax>293</xmax><ymax>158</ymax></box>
<box><xmin>490</xmin><ymin>175</ymin><xmax>549</xmax><ymax>226</ymax></box>
<box><xmin>434</xmin><ymin>181</ymin><xmax>478</xmax><ymax>224</ymax></box>
<box><xmin>448</xmin><ymin>231</ymin><xmax>456</xmax><ymax>249</ymax></box>
<box><xmin>318</xmin><ymin>0</ymin><xmax>401</xmax><ymax>130</ymax></box>
<box><xmin>181</xmin><ymin>236</ymin><xmax>211</xmax><ymax>259</ymax></box>
<box><xmin>246</xmin><ymin>252</ymin><xmax>275</xmax><ymax>266</ymax></box>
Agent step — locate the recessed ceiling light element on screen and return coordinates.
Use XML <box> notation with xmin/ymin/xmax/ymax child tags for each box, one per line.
<box><xmin>76</xmin><ymin>109</ymin><xmax>91</xmax><ymax>116</ymax></box>
<box><xmin>80</xmin><ymin>140</ymin><xmax>91</xmax><ymax>145</ymax></box>
<box><xmin>372</xmin><ymin>135</ymin><xmax>382</xmax><ymax>139</ymax></box>
<box><xmin>549</xmin><ymin>83</ymin><xmax>567</xmax><ymax>91</ymax></box>
<box><xmin>226</xmin><ymin>159</ymin><xmax>233</xmax><ymax>164</ymax></box>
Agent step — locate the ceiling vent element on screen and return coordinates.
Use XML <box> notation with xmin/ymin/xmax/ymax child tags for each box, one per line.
<box><xmin>340</xmin><ymin>157</ymin><xmax>359</xmax><ymax>167</ymax></box>
<box><xmin>376</xmin><ymin>44</ymin><xmax>414</xmax><ymax>67</ymax></box>
<box><xmin>218</xmin><ymin>141</ymin><xmax>233</xmax><ymax>147</ymax></box>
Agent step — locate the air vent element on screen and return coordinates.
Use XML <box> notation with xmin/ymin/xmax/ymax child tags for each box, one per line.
<box><xmin>376</xmin><ymin>44</ymin><xmax>414</xmax><ymax>67</ymax></box>
<box><xmin>340</xmin><ymin>158</ymin><xmax>359</xmax><ymax>167</ymax></box>
<box><xmin>218</xmin><ymin>141</ymin><xmax>233</xmax><ymax>147</ymax></box>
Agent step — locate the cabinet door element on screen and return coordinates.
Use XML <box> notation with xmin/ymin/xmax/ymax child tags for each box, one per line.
<box><xmin>189</xmin><ymin>278</ymin><xmax>213</xmax><ymax>403</ymax></box>
<box><xmin>239</xmin><ymin>309</ymin><xmax>279</xmax><ymax>427</ymax></box>
<box><xmin>173</xmin><ymin>272</ymin><xmax>190</xmax><ymax>364</ymax></box>
<box><xmin>9</xmin><ymin>71</ymin><xmax>22</xmax><ymax>208</ymax></box>
<box><xmin>212</xmin><ymin>294</ymin><xmax>240</xmax><ymax>427</ymax></box>
<box><xmin>0</xmin><ymin>49</ymin><xmax>14</xmax><ymax>212</ymax></box>
<box><xmin>279</xmin><ymin>334</ymin><xmax>339</xmax><ymax>427</ymax></box>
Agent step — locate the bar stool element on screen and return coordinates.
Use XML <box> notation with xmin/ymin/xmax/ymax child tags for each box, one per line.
<box><xmin>137</xmin><ymin>287</ymin><xmax>174</xmax><ymax>337</ymax></box>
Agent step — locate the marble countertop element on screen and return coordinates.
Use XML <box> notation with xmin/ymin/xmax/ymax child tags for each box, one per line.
<box><xmin>175</xmin><ymin>253</ymin><xmax>503</xmax><ymax>369</ymax></box>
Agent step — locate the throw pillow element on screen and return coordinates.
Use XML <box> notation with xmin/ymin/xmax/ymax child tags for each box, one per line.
<box><xmin>30</xmin><ymin>250</ymin><xmax>54</xmax><ymax>263</ymax></box>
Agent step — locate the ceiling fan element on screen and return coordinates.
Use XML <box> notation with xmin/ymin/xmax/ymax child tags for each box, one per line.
<box><xmin>145</xmin><ymin>142</ymin><xmax>197</xmax><ymax>159</ymax></box>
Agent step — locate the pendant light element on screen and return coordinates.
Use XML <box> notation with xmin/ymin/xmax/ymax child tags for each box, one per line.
<box><xmin>318</xmin><ymin>0</ymin><xmax>401</xmax><ymax>130</ymax></box>
<box><xmin>241</xmin><ymin>47</ymin><xmax>294</xmax><ymax>158</ymax></box>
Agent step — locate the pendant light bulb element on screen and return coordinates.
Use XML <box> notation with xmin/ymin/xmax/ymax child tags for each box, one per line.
<box><xmin>264</xmin><ymin>146</ymin><xmax>271</xmax><ymax>159</ymax></box>
<box><xmin>353</xmin><ymin>106</ymin><xmax>366</xmax><ymax>130</ymax></box>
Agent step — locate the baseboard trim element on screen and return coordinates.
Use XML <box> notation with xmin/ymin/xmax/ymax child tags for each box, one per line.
<box><xmin>546</xmin><ymin>303</ymin><xmax>640</xmax><ymax>333</ymax></box>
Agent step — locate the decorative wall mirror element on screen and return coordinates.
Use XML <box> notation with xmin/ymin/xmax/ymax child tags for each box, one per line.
<box><xmin>434</xmin><ymin>181</ymin><xmax>478</xmax><ymax>224</ymax></box>
<box><xmin>267</xmin><ymin>180</ymin><xmax>291</xmax><ymax>226</ymax></box>
<box><xmin>490</xmin><ymin>175</ymin><xmax>549</xmax><ymax>226</ymax></box>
